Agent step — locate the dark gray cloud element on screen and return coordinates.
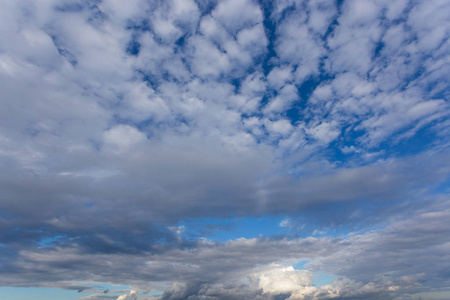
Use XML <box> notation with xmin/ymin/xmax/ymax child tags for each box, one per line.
<box><xmin>2</xmin><ymin>197</ymin><xmax>449</xmax><ymax>299</ymax></box>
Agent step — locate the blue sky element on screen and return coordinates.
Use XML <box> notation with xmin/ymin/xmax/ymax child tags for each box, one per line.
<box><xmin>0</xmin><ymin>0</ymin><xmax>449</xmax><ymax>299</ymax></box>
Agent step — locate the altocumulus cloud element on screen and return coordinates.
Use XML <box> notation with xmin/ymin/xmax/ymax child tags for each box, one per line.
<box><xmin>0</xmin><ymin>0</ymin><xmax>449</xmax><ymax>299</ymax></box>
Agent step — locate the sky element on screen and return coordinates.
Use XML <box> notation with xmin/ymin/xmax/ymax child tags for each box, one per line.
<box><xmin>0</xmin><ymin>0</ymin><xmax>449</xmax><ymax>299</ymax></box>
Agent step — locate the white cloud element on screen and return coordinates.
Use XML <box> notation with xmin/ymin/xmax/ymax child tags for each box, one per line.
<box><xmin>325</xmin><ymin>0</ymin><xmax>382</xmax><ymax>76</ymax></box>
<box><xmin>264</xmin><ymin>118</ymin><xmax>294</xmax><ymax>137</ymax></box>
<box><xmin>407</xmin><ymin>0</ymin><xmax>450</xmax><ymax>53</ymax></box>
<box><xmin>103</xmin><ymin>125</ymin><xmax>146</xmax><ymax>152</ymax></box>
<box><xmin>343</xmin><ymin>0</ymin><xmax>380</xmax><ymax>25</ymax></box>
<box><xmin>241</xmin><ymin>72</ymin><xmax>266</xmax><ymax>97</ymax></box>
<box><xmin>383</xmin><ymin>0</ymin><xmax>409</xmax><ymax>21</ymax></box>
<box><xmin>98</xmin><ymin>0</ymin><xmax>147</xmax><ymax>25</ymax></box>
<box><xmin>267</xmin><ymin>65</ymin><xmax>293</xmax><ymax>89</ymax></box>
<box><xmin>307</xmin><ymin>0</ymin><xmax>337</xmax><ymax>35</ymax></box>
<box><xmin>263</xmin><ymin>84</ymin><xmax>298</xmax><ymax>115</ymax></box>
<box><xmin>186</xmin><ymin>35</ymin><xmax>230</xmax><ymax>78</ymax></box>
<box><xmin>357</xmin><ymin>93</ymin><xmax>448</xmax><ymax>146</ymax></box>
<box><xmin>117</xmin><ymin>290</ymin><xmax>138</xmax><ymax>300</ymax></box>
<box><xmin>170</xmin><ymin>0</ymin><xmax>200</xmax><ymax>28</ymax></box>
<box><xmin>211</xmin><ymin>0</ymin><xmax>263</xmax><ymax>35</ymax></box>
<box><xmin>306</xmin><ymin>122</ymin><xmax>340</xmax><ymax>145</ymax></box>
<box><xmin>274</xmin><ymin>7</ymin><xmax>327</xmax><ymax>83</ymax></box>
<box><xmin>199</xmin><ymin>15</ymin><xmax>229</xmax><ymax>44</ymax></box>
<box><xmin>279</xmin><ymin>217</ymin><xmax>290</xmax><ymax>228</ymax></box>
<box><xmin>149</xmin><ymin>0</ymin><xmax>200</xmax><ymax>43</ymax></box>
<box><xmin>251</xmin><ymin>265</ymin><xmax>313</xmax><ymax>295</ymax></box>
<box><xmin>236</xmin><ymin>23</ymin><xmax>268</xmax><ymax>53</ymax></box>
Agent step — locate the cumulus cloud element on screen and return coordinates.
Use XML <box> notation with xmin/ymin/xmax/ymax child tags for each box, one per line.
<box><xmin>251</xmin><ymin>265</ymin><xmax>313</xmax><ymax>295</ymax></box>
<box><xmin>117</xmin><ymin>290</ymin><xmax>138</xmax><ymax>300</ymax></box>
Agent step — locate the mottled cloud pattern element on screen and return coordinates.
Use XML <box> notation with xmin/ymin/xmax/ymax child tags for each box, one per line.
<box><xmin>0</xmin><ymin>0</ymin><xmax>449</xmax><ymax>299</ymax></box>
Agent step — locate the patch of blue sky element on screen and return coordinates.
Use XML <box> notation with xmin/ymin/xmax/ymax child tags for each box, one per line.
<box><xmin>293</xmin><ymin>260</ymin><xmax>310</xmax><ymax>270</ymax></box>
<box><xmin>54</xmin><ymin>2</ymin><xmax>84</xmax><ymax>13</ymax></box>
<box><xmin>312</xmin><ymin>273</ymin><xmax>338</xmax><ymax>287</ymax></box>
<box><xmin>373</xmin><ymin>40</ymin><xmax>385</xmax><ymax>59</ymax></box>
<box><xmin>38</xmin><ymin>235</ymin><xmax>67</xmax><ymax>248</ymax></box>
<box><xmin>293</xmin><ymin>260</ymin><xmax>337</xmax><ymax>286</ymax></box>
<box><xmin>126</xmin><ymin>39</ymin><xmax>141</xmax><ymax>56</ymax></box>
<box><xmin>0</xmin><ymin>283</ymin><xmax>153</xmax><ymax>300</ymax></box>
<box><xmin>285</xmin><ymin>74</ymin><xmax>335</xmax><ymax>125</ymax></box>
<box><xmin>324</xmin><ymin>118</ymin><xmax>443</xmax><ymax>167</ymax></box>
<box><xmin>178</xmin><ymin>216</ymin><xmax>287</xmax><ymax>242</ymax></box>
<box><xmin>389</xmin><ymin>122</ymin><xmax>444</xmax><ymax>155</ymax></box>
<box><xmin>76</xmin><ymin>284</ymin><xmax>164</xmax><ymax>298</ymax></box>
<box><xmin>177</xmin><ymin>214</ymin><xmax>360</xmax><ymax>242</ymax></box>
<box><xmin>175</xmin><ymin>34</ymin><xmax>187</xmax><ymax>47</ymax></box>
<box><xmin>74</xmin><ymin>283</ymin><xmax>136</xmax><ymax>298</ymax></box>
<box><xmin>433</xmin><ymin>181</ymin><xmax>450</xmax><ymax>195</ymax></box>
<box><xmin>76</xmin><ymin>282</ymin><xmax>130</xmax><ymax>291</ymax></box>
<box><xmin>138</xmin><ymin>69</ymin><xmax>160</xmax><ymax>90</ymax></box>
<box><xmin>411</xmin><ymin>289</ymin><xmax>450</xmax><ymax>300</ymax></box>
<box><xmin>0</xmin><ymin>287</ymin><xmax>79</xmax><ymax>300</ymax></box>
<box><xmin>280</xmin><ymin>216</ymin><xmax>357</xmax><ymax>238</ymax></box>
<box><xmin>388</xmin><ymin>124</ymin><xmax>440</xmax><ymax>158</ymax></box>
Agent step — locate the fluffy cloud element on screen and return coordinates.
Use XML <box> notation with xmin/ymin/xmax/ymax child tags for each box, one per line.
<box><xmin>117</xmin><ymin>291</ymin><xmax>138</xmax><ymax>300</ymax></box>
<box><xmin>212</xmin><ymin>0</ymin><xmax>263</xmax><ymax>35</ymax></box>
<box><xmin>251</xmin><ymin>265</ymin><xmax>313</xmax><ymax>295</ymax></box>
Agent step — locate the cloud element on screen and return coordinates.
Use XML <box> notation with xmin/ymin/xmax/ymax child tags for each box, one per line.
<box><xmin>117</xmin><ymin>290</ymin><xmax>138</xmax><ymax>300</ymax></box>
<box><xmin>0</xmin><ymin>0</ymin><xmax>449</xmax><ymax>299</ymax></box>
<box><xmin>1</xmin><ymin>196</ymin><xmax>447</xmax><ymax>298</ymax></box>
<box><xmin>103</xmin><ymin>125</ymin><xmax>147</xmax><ymax>152</ymax></box>
<box><xmin>212</xmin><ymin>0</ymin><xmax>263</xmax><ymax>35</ymax></box>
<box><xmin>274</xmin><ymin>7</ymin><xmax>328</xmax><ymax>83</ymax></box>
<box><xmin>263</xmin><ymin>84</ymin><xmax>299</xmax><ymax>115</ymax></box>
<box><xmin>186</xmin><ymin>35</ymin><xmax>231</xmax><ymax>78</ymax></box>
<box><xmin>251</xmin><ymin>265</ymin><xmax>313</xmax><ymax>295</ymax></box>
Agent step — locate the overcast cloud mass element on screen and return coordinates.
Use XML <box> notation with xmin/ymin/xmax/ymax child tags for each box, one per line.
<box><xmin>0</xmin><ymin>0</ymin><xmax>449</xmax><ymax>299</ymax></box>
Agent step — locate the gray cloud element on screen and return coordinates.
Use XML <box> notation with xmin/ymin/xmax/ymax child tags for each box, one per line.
<box><xmin>2</xmin><ymin>196</ymin><xmax>448</xmax><ymax>299</ymax></box>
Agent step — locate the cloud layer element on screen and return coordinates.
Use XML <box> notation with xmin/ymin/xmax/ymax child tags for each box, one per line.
<box><xmin>0</xmin><ymin>0</ymin><xmax>449</xmax><ymax>299</ymax></box>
